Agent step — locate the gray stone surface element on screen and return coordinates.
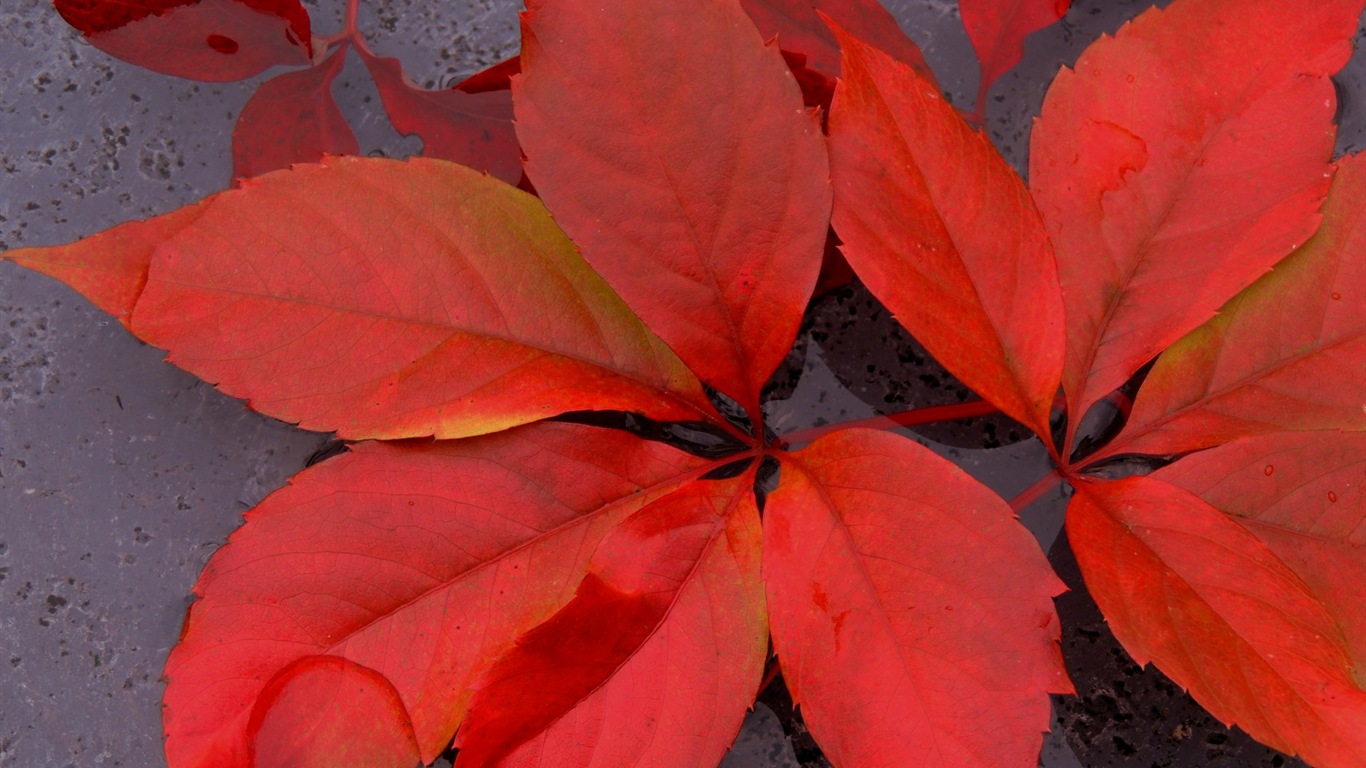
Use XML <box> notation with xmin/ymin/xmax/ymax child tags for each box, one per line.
<box><xmin>2</xmin><ymin>0</ymin><xmax>1363</xmax><ymax>767</ymax></box>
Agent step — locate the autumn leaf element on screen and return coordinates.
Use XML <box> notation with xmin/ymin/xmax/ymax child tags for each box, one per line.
<box><xmin>1069</xmin><ymin>453</ymin><xmax>1366</xmax><ymax>767</ymax></box>
<box><xmin>5</xmin><ymin>156</ymin><xmax>720</xmax><ymax>439</ymax></box>
<box><xmin>960</xmin><ymin>0</ymin><xmax>1072</xmax><ymax>122</ymax></box>
<box><xmin>453</xmin><ymin>472</ymin><xmax>766</xmax><ymax>767</ymax></box>
<box><xmin>361</xmin><ymin>51</ymin><xmax>522</xmax><ymax>185</ymax></box>
<box><xmin>1030</xmin><ymin>0</ymin><xmax>1363</xmax><ymax>445</ymax></box>
<box><xmin>826</xmin><ymin>22</ymin><xmax>1064</xmax><ymax>442</ymax></box>
<box><xmin>764</xmin><ymin>429</ymin><xmax>1069</xmax><ymax>767</ymax></box>
<box><xmin>1096</xmin><ymin>152</ymin><xmax>1366</xmax><ymax>459</ymax></box>
<box><xmin>231</xmin><ymin>46</ymin><xmax>357</xmax><ymax>179</ymax></box>
<box><xmin>514</xmin><ymin>0</ymin><xmax>831</xmax><ymax>418</ymax></box>
<box><xmin>162</xmin><ymin>423</ymin><xmax>719</xmax><ymax>767</ymax></box>
<box><xmin>740</xmin><ymin>0</ymin><xmax>934</xmax><ymax>88</ymax></box>
<box><xmin>12</xmin><ymin>0</ymin><xmax>1366</xmax><ymax>765</ymax></box>
<box><xmin>54</xmin><ymin>0</ymin><xmax>313</xmax><ymax>81</ymax></box>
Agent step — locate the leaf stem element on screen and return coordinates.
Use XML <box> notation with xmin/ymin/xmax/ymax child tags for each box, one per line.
<box><xmin>1007</xmin><ymin>468</ymin><xmax>1066</xmax><ymax>513</ymax></box>
<box><xmin>316</xmin><ymin>0</ymin><xmax>374</xmax><ymax>56</ymax></box>
<box><xmin>777</xmin><ymin>398</ymin><xmax>1001</xmax><ymax>448</ymax></box>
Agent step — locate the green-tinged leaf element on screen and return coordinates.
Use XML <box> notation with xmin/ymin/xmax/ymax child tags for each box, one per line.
<box><xmin>5</xmin><ymin>156</ymin><xmax>720</xmax><ymax>440</ymax></box>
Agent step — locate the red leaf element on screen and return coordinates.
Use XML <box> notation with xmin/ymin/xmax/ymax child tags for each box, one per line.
<box><xmin>1101</xmin><ymin>153</ymin><xmax>1366</xmax><ymax>459</ymax></box>
<box><xmin>3</xmin><ymin>202</ymin><xmax>207</xmax><ymax>322</ymax></box>
<box><xmin>1154</xmin><ymin>432</ymin><xmax>1366</xmax><ymax>683</ymax></box>
<box><xmin>4</xmin><ymin>156</ymin><xmax>721</xmax><ymax>439</ymax></box>
<box><xmin>231</xmin><ymin>46</ymin><xmax>358</xmax><ymax>180</ymax></box>
<box><xmin>361</xmin><ymin>51</ymin><xmax>521</xmax><ymax>185</ymax></box>
<box><xmin>454</xmin><ymin>56</ymin><xmax>521</xmax><ymax>95</ymax></box>
<box><xmin>764</xmin><ymin>429</ymin><xmax>1069</xmax><ymax>767</ymax></box>
<box><xmin>826</xmin><ymin>24</ymin><xmax>1064</xmax><ymax>441</ymax></box>
<box><xmin>454</xmin><ymin>472</ymin><xmax>766</xmax><ymax>767</ymax></box>
<box><xmin>54</xmin><ymin>0</ymin><xmax>312</xmax><ymax>81</ymax></box>
<box><xmin>514</xmin><ymin>0</ymin><xmax>831</xmax><ymax>416</ymax></box>
<box><xmin>247</xmin><ymin>656</ymin><xmax>420</xmax><ymax>768</ymax></box>
<box><xmin>162</xmin><ymin>422</ymin><xmax>715</xmax><ymax>768</ymax></box>
<box><xmin>740</xmin><ymin>0</ymin><xmax>934</xmax><ymax>84</ymax></box>
<box><xmin>1029</xmin><ymin>0</ymin><xmax>1363</xmax><ymax>438</ymax></box>
<box><xmin>1069</xmin><ymin>474</ymin><xmax>1366</xmax><ymax>768</ymax></box>
<box><xmin>960</xmin><ymin>0</ymin><xmax>1071</xmax><ymax>119</ymax></box>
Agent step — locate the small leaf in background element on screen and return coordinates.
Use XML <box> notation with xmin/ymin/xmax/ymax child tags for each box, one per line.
<box><xmin>1069</xmin><ymin>472</ymin><xmax>1366</xmax><ymax>768</ymax></box>
<box><xmin>741</xmin><ymin>0</ymin><xmax>934</xmax><ymax>97</ymax></box>
<box><xmin>4</xmin><ymin>157</ymin><xmax>719</xmax><ymax>439</ymax></box>
<box><xmin>1030</xmin><ymin>0</ymin><xmax>1364</xmax><ymax>439</ymax></box>
<box><xmin>162</xmin><ymin>424</ymin><xmax>714</xmax><ymax>768</ymax></box>
<box><xmin>1102</xmin><ymin>152</ymin><xmax>1366</xmax><ymax>459</ymax></box>
<box><xmin>361</xmin><ymin>51</ymin><xmax>521</xmax><ymax>185</ymax></box>
<box><xmin>454</xmin><ymin>473</ymin><xmax>766</xmax><ymax>767</ymax></box>
<box><xmin>826</xmin><ymin>23</ymin><xmax>1064</xmax><ymax>442</ymax></box>
<box><xmin>960</xmin><ymin>0</ymin><xmax>1071</xmax><ymax>121</ymax></box>
<box><xmin>764</xmin><ymin>429</ymin><xmax>1069</xmax><ymax>768</ymax></box>
<box><xmin>54</xmin><ymin>0</ymin><xmax>312</xmax><ymax>81</ymax></box>
<box><xmin>231</xmin><ymin>46</ymin><xmax>357</xmax><ymax>180</ymax></box>
<box><xmin>515</xmin><ymin>0</ymin><xmax>831</xmax><ymax>417</ymax></box>
<box><xmin>452</xmin><ymin>56</ymin><xmax>520</xmax><ymax>94</ymax></box>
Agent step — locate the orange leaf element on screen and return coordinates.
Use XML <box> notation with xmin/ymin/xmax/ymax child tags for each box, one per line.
<box><xmin>5</xmin><ymin>156</ymin><xmax>719</xmax><ymax>439</ymax></box>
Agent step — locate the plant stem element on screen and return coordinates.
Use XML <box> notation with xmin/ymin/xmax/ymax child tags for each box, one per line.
<box><xmin>316</xmin><ymin>0</ymin><xmax>373</xmax><ymax>55</ymax></box>
<box><xmin>1008</xmin><ymin>468</ymin><xmax>1066</xmax><ymax>513</ymax></box>
<box><xmin>777</xmin><ymin>399</ymin><xmax>1001</xmax><ymax>447</ymax></box>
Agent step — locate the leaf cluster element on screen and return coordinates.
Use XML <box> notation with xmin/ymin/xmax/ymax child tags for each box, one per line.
<box><xmin>6</xmin><ymin>0</ymin><xmax>1366</xmax><ymax>766</ymax></box>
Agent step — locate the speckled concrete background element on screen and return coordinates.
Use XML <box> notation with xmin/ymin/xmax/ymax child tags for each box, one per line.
<box><xmin>2</xmin><ymin>1</ymin><xmax>1364</xmax><ymax>766</ymax></box>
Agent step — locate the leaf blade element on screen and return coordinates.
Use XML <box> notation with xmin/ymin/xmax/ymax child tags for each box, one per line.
<box><xmin>1104</xmin><ymin>153</ymin><xmax>1366</xmax><ymax>458</ymax></box>
<box><xmin>231</xmin><ymin>46</ymin><xmax>358</xmax><ymax>180</ymax></box>
<box><xmin>453</xmin><ymin>473</ymin><xmax>767</xmax><ymax>768</ymax></box>
<box><xmin>1069</xmin><ymin>475</ymin><xmax>1366</xmax><ymax>768</ymax></box>
<box><xmin>361</xmin><ymin>51</ymin><xmax>522</xmax><ymax>185</ymax></box>
<box><xmin>161</xmin><ymin>423</ymin><xmax>715</xmax><ymax>768</ymax></box>
<box><xmin>827</xmin><ymin>25</ymin><xmax>1064</xmax><ymax>440</ymax></box>
<box><xmin>1030</xmin><ymin>0</ymin><xmax>1364</xmax><ymax>430</ymax></box>
<box><xmin>6</xmin><ymin>156</ymin><xmax>719</xmax><ymax>439</ymax></box>
<box><xmin>765</xmin><ymin>429</ymin><xmax>1069</xmax><ymax>767</ymax></box>
<box><xmin>54</xmin><ymin>0</ymin><xmax>313</xmax><ymax>81</ymax></box>
<box><xmin>961</xmin><ymin>0</ymin><xmax>1071</xmax><ymax>118</ymax></box>
<box><xmin>514</xmin><ymin>0</ymin><xmax>832</xmax><ymax>413</ymax></box>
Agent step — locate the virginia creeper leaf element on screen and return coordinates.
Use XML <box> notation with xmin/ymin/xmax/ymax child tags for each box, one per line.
<box><xmin>361</xmin><ymin>51</ymin><xmax>521</xmax><ymax>185</ymax></box>
<box><xmin>54</xmin><ymin>0</ymin><xmax>312</xmax><ymax>81</ymax></box>
<box><xmin>231</xmin><ymin>46</ymin><xmax>357</xmax><ymax>180</ymax></box>
<box><xmin>162</xmin><ymin>422</ymin><xmax>715</xmax><ymax>768</ymax></box>
<box><xmin>1155</xmin><ymin>433</ymin><xmax>1366</xmax><ymax>721</ymax></box>
<box><xmin>765</xmin><ymin>429</ymin><xmax>1070</xmax><ymax>768</ymax></box>
<box><xmin>514</xmin><ymin>0</ymin><xmax>832</xmax><ymax>416</ymax></box>
<box><xmin>247</xmin><ymin>656</ymin><xmax>421</xmax><ymax>768</ymax></box>
<box><xmin>454</xmin><ymin>472</ymin><xmax>766</xmax><ymax>767</ymax></box>
<box><xmin>3</xmin><ymin>202</ymin><xmax>208</xmax><ymax>322</ymax></box>
<box><xmin>961</xmin><ymin>0</ymin><xmax>1072</xmax><ymax>120</ymax></box>
<box><xmin>740</xmin><ymin>0</ymin><xmax>934</xmax><ymax>85</ymax></box>
<box><xmin>4</xmin><ymin>156</ymin><xmax>721</xmax><ymax>439</ymax></box>
<box><xmin>454</xmin><ymin>56</ymin><xmax>520</xmax><ymax>94</ymax></box>
<box><xmin>1029</xmin><ymin>0</ymin><xmax>1364</xmax><ymax>435</ymax></box>
<box><xmin>827</xmin><ymin>24</ymin><xmax>1064</xmax><ymax>441</ymax></box>
<box><xmin>1069</xmin><ymin>475</ymin><xmax>1366</xmax><ymax>767</ymax></box>
<box><xmin>1104</xmin><ymin>153</ymin><xmax>1366</xmax><ymax>458</ymax></box>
